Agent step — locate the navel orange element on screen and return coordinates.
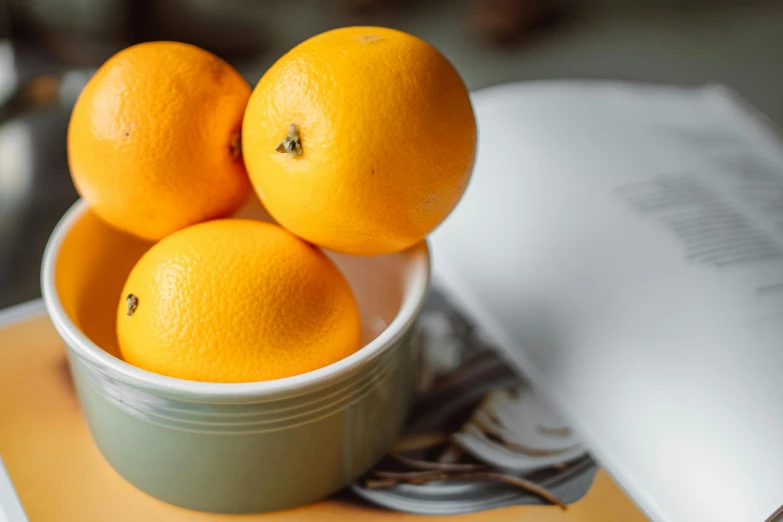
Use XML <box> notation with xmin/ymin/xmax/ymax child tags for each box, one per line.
<box><xmin>116</xmin><ymin>219</ymin><xmax>362</xmax><ymax>383</ymax></box>
<box><xmin>242</xmin><ymin>26</ymin><xmax>476</xmax><ymax>256</ymax></box>
<box><xmin>68</xmin><ymin>41</ymin><xmax>251</xmax><ymax>241</ymax></box>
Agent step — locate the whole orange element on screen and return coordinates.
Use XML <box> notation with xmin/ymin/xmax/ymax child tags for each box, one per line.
<box><xmin>68</xmin><ymin>42</ymin><xmax>252</xmax><ymax>241</ymax></box>
<box><xmin>242</xmin><ymin>27</ymin><xmax>476</xmax><ymax>256</ymax></box>
<box><xmin>116</xmin><ymin>219</ymin><xmax>362</xmax><ymax>383</ymax></box>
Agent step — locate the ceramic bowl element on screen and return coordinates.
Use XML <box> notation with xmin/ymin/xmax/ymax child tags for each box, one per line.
<box><xmin>40</xmin><ymin>199</ymin><xmax>430</xmax><ymax>513</ymax></box>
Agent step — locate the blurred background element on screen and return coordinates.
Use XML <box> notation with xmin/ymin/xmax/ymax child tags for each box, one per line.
<box><xmin>1</xmin><ymin>0</ymin><xmax>782</xmax><ymax>309</ymax></box>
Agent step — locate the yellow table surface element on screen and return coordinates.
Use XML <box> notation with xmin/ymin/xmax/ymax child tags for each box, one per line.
<box><xmin>0</xmin><ymin>306</ymin><xmax>648</xmax><ymax>521</ymax></box>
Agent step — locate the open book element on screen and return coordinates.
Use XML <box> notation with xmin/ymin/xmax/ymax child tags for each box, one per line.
<box><xmin>429</xmin><ymin>81</ymin><xmax>783</xmax><ymax>522</ymax></box>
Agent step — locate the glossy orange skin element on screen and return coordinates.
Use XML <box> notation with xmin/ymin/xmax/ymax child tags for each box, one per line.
<box><xmin>116</xmin><ymin>219</ymin><xmax>362</xmax><ymax>383</ymax></box>
<box><xmin>68</xmin><ymin>41</ymin><xmax>252</xmax><ymax>241</ymax></box>
<box><xmin>242</xmin><ymin>27</ymin><xmax>477</xmax><ymax>256</ymax></box>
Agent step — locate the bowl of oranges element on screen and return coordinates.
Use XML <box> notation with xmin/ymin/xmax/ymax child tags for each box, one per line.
<box><xmin>41</xmin><ymin>27</ymin><xmax>475</xmax><ymax>514</ymax></box>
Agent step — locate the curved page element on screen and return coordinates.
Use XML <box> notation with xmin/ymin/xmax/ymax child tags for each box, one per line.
<box><xmin>431</xmin><ymin>81</ymin><xmax>783</xmax><ymax>522</ymax></box>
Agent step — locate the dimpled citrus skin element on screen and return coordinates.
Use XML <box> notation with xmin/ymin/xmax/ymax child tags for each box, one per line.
<box><xmin>242</xmin><ymin>26</ymin><xmax>476</xmax><ymax>256</ymax></box>
<box><xmin>68</xmin><ymin>41</ymin><xmax>252</xmax><ymax>241</ymax></box>
<box><xmin>116</xmin><ymin>219</ymin><xmax>362</xmax><ymax>383</ymax></box>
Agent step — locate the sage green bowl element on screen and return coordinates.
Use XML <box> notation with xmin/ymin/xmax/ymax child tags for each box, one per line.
<box><xmin>40</xmin><ymin>199</ymin><xmax>430</xmax><ymax>514</ymax></box>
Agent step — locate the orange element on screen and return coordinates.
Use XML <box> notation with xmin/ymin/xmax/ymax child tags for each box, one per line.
<box><xmin>242</xmin><ymin>26</ymin><xmax>476</xmax><ymax>256</ymax></box>
<box><xmin>68</xmin><ymin>41</ymin><xmax>252</xmax><ymax>241</ymax></box>
<box><xmin>116</xmin><ymin>219</ymin><xmax>362</xmax><ymax>383</ymax></box>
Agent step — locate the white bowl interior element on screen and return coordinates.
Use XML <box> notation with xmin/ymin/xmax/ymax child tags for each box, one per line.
<box><xmin>52</xmin><ymin>197</ymin><xmax>427</xmax><ymax>366</ymax></box>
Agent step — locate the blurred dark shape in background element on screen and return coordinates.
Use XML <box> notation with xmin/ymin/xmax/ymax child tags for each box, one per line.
<box><xmin>2</xmin><ymin>0</ymin><xmax>573</xmax><ymax>71</ymax></box>
<box><xmin>6</xmin><ymin>0</ymin><xmax>270</xmax><ymax>68</ymax></box>
<box><xmin>468</xmin><ymin>0</ymin><xmax>574</xmax><ymax>46</ymax></box>
<box><xmin>0</xmin><ymin>0</ymin><xmax>782</xmax><ymax>308</ymax></box>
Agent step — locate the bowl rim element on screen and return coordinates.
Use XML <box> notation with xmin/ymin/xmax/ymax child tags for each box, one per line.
<box><xmin>41</xmin><ymin>199</ymin><xmax>431</xmax><ymax>402</ymax></box>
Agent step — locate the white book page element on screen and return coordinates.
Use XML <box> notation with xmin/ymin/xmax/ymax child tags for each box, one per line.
<box><xmin>431</xmin><ymin>81</ymin><xmax>783</xmax><ymax>522</ymax></box>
